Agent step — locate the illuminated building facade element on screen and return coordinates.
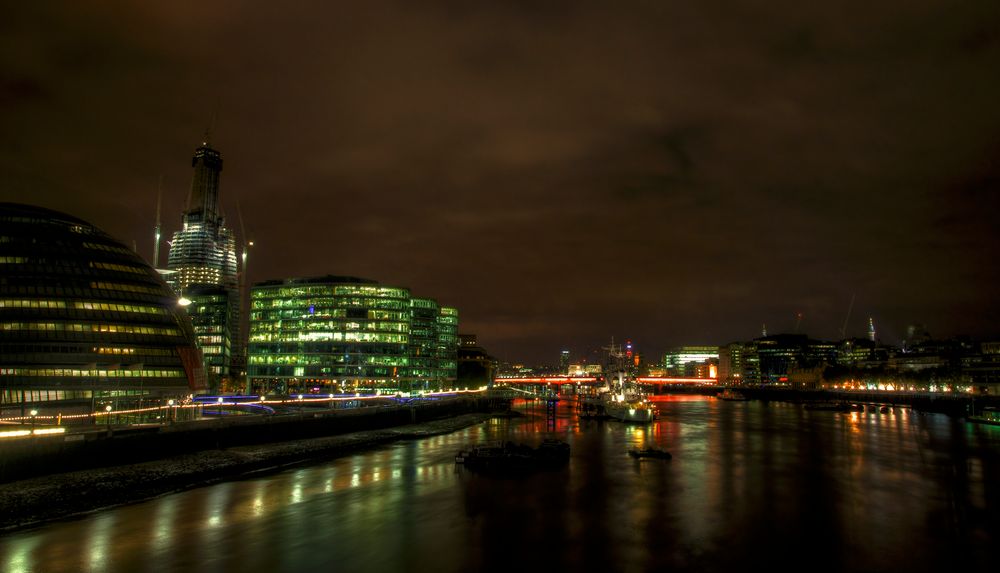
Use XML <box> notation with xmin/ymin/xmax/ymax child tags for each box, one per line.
<box><xmin>718</xmin><ymin>341</ymin><xmax>759</xmax><ymax>385</ymax></box>
<box><xmin>661</xmin><ymin>345</ymin><xmax>719</xmax><ymax>377</ymax></box>
<box><xmin>183</xmin><ymin>285</ymin><xmax>233</xmax><ymax>380</ymax></box>
<box><xmin>437</xmin><ymin>306</ymin><xmax>459</xmax><ymax>387</ymax></box>
<box><xmin>165</xmin><ymin>142</ymin><xmax>239</xmax><ymax>386</ymax></box>
<box><xmin>0</xmin><ymin>203</ymin><xmax>205</xmax><ymax>413</ymax></box>
<box><xmin>410</xmin><ymin>297</ymin><xmax>441</xmax><ymax>391</ymax></box>
<box><xmin>247</xmin><ymin>276</ymin><xmax>457</xmax><ymax>394</ymax></box>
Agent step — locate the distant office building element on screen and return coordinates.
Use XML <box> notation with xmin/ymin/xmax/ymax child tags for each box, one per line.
<box><xmin>755</xmin><ymin>334</ymin><xmax>836</xmax><ymax>386</ymax></box>
<box><xmin>904</xmin><ymin>324</ymin><xmax>932</xmax><ymax>349</ymax></box>
<box><xmin>719</xmin><ymin>342</ymin><xmax>759</xmax><ymax>385</ymax></box>
<box><xmin>661</xmin><ymin>346</ymin><xmax>719</xmax><ymax>377</ymax></box>
<box><xmin>559</xmin><ymin>350</ymin><xmax>570</xmax><ymax>374</ymax></box>
<box><xmin>247</xmin><ymin>276</ymin><xmax>457</xmax><ymax>394</ymax></box>
<box><xmin>410</xmin><ymin>297</ymin><xmax>442</xmax><ymax>390</ymax></box>
<box><xmin>458</xmin><ymin>334</ymin><xmax>496</xmax><ymax>388</ymax></box>
<box><xmin>165</xmin><ymin>141</ymin><xmax>240</xmax><ymax>387</ymax></box>
<box><xmin>183</xmin><ymin>285</ymin><xmax>233</xmax><ymax>381</ymax></box>
<box><xmin>437</xmin><ymin>307</ymin><xmax>459</xmax><ymax>388</ymax></box>
<box><xmin>568</xmin><ymin>363</ymin><xmax>602</xmax><ymax>376</ymax></box>
<box><xmin>0</xmin><ymin>203</ymin><xmax>205</xmax><ymax>414</ymax></box>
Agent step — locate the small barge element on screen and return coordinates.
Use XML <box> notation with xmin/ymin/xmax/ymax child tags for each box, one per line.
<box><xmin>456</xmin><ymin>439</ymin><xmax>570</xmax><ymax>472</ymax></box>
<box><xmin>627</xmin><ymin>448</ymin><xmax>672</xmax><ymax>460</ymax></box>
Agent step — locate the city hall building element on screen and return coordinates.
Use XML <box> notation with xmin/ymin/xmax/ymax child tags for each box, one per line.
<box><xmin>247</xmin><ymin>276</ymin><xmax>457</xmax><ymax>394</ymax></box>
<box><xmin>0</xmin><ymin>203</ymin><xmax>206</xmax><ymax>415</ymax></box>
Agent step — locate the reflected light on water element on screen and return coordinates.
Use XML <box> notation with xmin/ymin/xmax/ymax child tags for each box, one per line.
<box><xmin>0</xmin><ymin>397</ymin><xmax>997</xmax><ymax>573</ymax></box>
<box><xmin>3</xmin><ymin>535</ymin><xmax>40</xmax><ymax>573</ymax></box>
<box><xmin>151</xmin><ymin>496</ymin><xmax>178</xmax><ymax>552</ymax></box>
<box><xmin>88</xmin><ymin>512</ymin><xmax>115</xmax><ymax>571</ymax></box>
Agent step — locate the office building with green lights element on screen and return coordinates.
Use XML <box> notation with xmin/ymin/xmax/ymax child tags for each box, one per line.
<box><xmin>182</xmin><ymin>285</ymin><xmax>233</xmax><ymax>381</ymax></box>
<box><xmin>247</xmin><ymin>276</ymin><xmax>458</xmax><ymax>394</ymax></box>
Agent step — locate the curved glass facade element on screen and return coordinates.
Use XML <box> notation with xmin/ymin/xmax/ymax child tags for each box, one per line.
<box><xmin>0</xmin><ymin>203</ymin><xmax>206</xmax><ymax>409</ymax></box>
<box><xmin>248</xmin><ymin>276</ymin><xmax>457</xmax><ymax>394</ymax></box>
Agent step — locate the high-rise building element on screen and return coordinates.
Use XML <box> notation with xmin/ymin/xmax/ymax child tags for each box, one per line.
<box><xmin>165</xmin><ymin>141</ymin><xmax>239</xmax><ymax>388</ymax></box>
<box><xmin>559</xmin><ymin>350</ymin><xmax>570</xmax><ymax>374</ymax></box>
<box><xmin>247</xmin><ymin>276</ymin><xmax>457</xmax><ymax>394</ymax></box>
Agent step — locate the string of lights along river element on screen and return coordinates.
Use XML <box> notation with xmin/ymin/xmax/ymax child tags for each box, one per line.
<box><xmin>2</xmin><ymin>397</ymin><xmax>998</xmax><ymax>573</ymax></box>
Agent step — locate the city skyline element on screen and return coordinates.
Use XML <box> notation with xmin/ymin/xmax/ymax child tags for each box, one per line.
<box><xmin>3</xmin><ymin>2</ymin><xmax>999</xmax><ymax>363</ymax></box>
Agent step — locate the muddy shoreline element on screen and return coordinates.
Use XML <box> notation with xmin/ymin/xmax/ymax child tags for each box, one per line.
<box><xmin>0</xmin><ymin>412</ymin><xmax>494</xmax><ymax>533</ymax></box>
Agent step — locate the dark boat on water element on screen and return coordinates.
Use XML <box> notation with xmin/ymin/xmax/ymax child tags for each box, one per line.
<box><xmin>628</xmin><ymin>447</ymin><xmax>672</xmax><ymax>460</ymax></box>
<box><xmin>455</xmin><ymin>439</ymin><xmax>570</xmax><ymax>472</ymax></box>
<box><xmin>967</xmin><ymin>407</ymin><xmax>1000</xmax><ymax>427</ymax></box>
<box><xmin>717</xmin><ymin>389</ymin><xmax>749</xmax><ymax>401</ymax></box>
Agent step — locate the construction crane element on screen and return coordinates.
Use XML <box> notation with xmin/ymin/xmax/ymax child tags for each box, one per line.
<box><xmin>152</xmin><ymin>176</ymin><xmax>163</xmax><ymax>268</ymax></box>
<box><xmin>236</xmin><ymin>198</ymin><xmax>253</xmax><ymax>393</ymax></box>
<box><xmin>839</xmin><ymin>293</ymin><xmax>856</xmax><ymax>339</ymax></box>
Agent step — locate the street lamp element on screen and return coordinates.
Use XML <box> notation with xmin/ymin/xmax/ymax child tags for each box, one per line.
<box><xmin>167</xmin><ymin>399</ymin><xmax>175</xmax><ymax>424</ymax></box>
<box><xmin>105</xmin><ymin>404</ymin><xmax>112</xmax><ymax>430</ymax></box>
<box><xmin>30</xmin><ymin>409</ymin><xmax>37</xmax><ymax>432</ymax></box>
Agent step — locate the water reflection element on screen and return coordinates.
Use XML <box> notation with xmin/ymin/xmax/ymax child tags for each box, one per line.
<box><xmin>1</xmin><ymin>398</ymin><xmax>998</xmax><ymax>572</ymax></box>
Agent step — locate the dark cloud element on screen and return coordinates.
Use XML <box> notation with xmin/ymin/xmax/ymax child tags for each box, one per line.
<box><xmin>2</xmin><ymin>0</ymin><xmax>1000</xmax><ymax>363</ymax></box>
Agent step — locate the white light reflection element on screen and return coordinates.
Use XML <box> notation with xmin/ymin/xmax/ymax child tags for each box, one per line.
<box><xmin>251</xmin><ymin>480</ymin><xmax>266</xmax><ymax>518</ymax></box>
<box><xmin>151</xmin><ymin>497</ymin><xmax>179</xmax><ymax>552</ymax></box>
<box><xmin>87</xmin><ymin>512</ymin><xmax>116</xmax><ymax>572</ymax></box>
<box><xmin>4</xmin><ymin>536</ymin><xmax>41</xmax><ymax>573</ymax></box>
<box><xmin>204</xmin><ymin>482</ymin><xmax>232</xmax><ymax>529</ymax></box>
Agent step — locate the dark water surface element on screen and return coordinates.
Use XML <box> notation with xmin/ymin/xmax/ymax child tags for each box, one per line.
<box><xmin>2</xmin><ymin>396</ymin><xmax>999</xmax><ymax>572</ymax></box>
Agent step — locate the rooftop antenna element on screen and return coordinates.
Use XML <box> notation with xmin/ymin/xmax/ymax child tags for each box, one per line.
<box><xmin>840</xmin><ymin>293</ymin><xmax>856</xmax><ymax>339</ymax></box>
<box><xmin>153</xmin><ymin>176</ymin><xmax>163</xmax><ymax>268</ymax></box>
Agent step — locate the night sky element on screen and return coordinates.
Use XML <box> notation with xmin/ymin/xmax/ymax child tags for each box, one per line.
<box><xmin>3</xmin><ymin>2</ymin><xmax>999</xmax><ymax>364</ymax></box>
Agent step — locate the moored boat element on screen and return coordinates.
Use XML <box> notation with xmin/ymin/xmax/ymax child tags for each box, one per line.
<box><xmin>628</xmin><ymin>447</ymin><xmax>672</xmax><ymax>460</ymax></box>
<box><xmin>603</xmin><ymin>395</ymin><xmax>656</xmax><ymax>423</ymax></box>
<box><xmin>597</xmin><ymin>338</ymin><xmax>655</xmax><ymax>423</ymax></box>
<box><xmin>717</xmin><ymin>389</ymin><xmax>749</xmax><ymax>401</ymax></box>
<box><xmin>455</xmin><ymin>439</ymin><xmax>570</xmax><ymax>472</ymax></box>
<box><xmin>967</xmin><ymin>408</ymin><xmax>1000</xmax><ymax>427</ymax></box>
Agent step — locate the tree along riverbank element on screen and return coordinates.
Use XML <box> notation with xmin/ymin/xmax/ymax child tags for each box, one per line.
<box><xmin>0</xmin><ymin>412</ymin><xmax>496</xmax><ymax>532</ymax></box>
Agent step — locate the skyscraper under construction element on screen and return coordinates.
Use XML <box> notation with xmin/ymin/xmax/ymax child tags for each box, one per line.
<box><xmin>165</xmin><ymin>141</ymin><xmax>239</xmax><ymax>387</ymax></box>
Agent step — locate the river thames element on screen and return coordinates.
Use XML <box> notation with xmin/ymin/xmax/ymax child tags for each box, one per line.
<box><xmin>2</xmin><ymin>396</ymin><xmax>998</xmax><ymax>572</ymax></box>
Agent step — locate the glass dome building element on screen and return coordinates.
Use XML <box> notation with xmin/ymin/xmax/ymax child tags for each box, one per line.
<box><xmin>0</xmin><ymin>203</ymin><xmax>206</xmax><ymax>413</ymax></box>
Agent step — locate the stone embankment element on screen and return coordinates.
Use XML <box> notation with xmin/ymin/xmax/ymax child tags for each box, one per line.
<box><xmin>0</xmin><ymin>411</ymin><xmax>496</xmax><ymax>532</ymax></box>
